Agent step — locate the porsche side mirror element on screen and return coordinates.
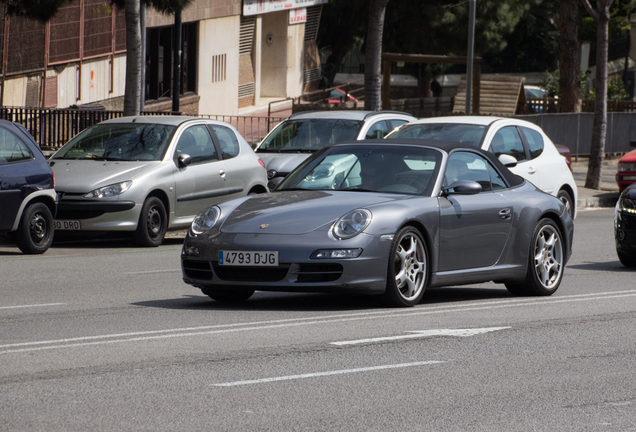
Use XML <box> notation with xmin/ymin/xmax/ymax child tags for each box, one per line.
<box><xmin>443</xmin><ymin>180</ymin><xmax>482</xmax><ymax>196</ymax></box>
<box><xmin>498</xmin><ymin>154</ymin><xmax>518</xmax><ymax>168</ymax></box>
<box><xmin>178</xmin><ymin>154</ymin><xmax>192</xmax><ymax>168</ymax></box>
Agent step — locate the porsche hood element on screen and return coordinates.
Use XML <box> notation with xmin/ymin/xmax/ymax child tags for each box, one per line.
<box><xmin>220</xmin><ymin>190</ymin><xmax>398</xmax><ymax>235</ymax></box>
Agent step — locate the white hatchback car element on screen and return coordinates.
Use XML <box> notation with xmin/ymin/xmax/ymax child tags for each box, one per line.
<box><xmin>387</xmin><ymin>116</ymin><xmax>578</xmax><ymax>218</ymax></box>
<box><xmin>255</xmin><ymin>110</ymin><xmax>416</xmax><ymax>189</ymax></box>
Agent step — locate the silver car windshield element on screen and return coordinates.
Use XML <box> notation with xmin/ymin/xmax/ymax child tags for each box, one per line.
<box><xmin>389</xmin><ymin>123</ymin><xmax>486</xmax><ymax>148</ymax></box>
<box><xmin>279</xmin><ymin>145</ymin><xmax>442</xmax><ymax>196</ymax></box>
<box><xmin>53</xmin><ymin>123</ymin><xmax>176</xmax><ymax>161</ymax></box>
<box><xmin>257</xmin><ymin>119</ymin><xmax>363</xmax><ymax>153</ymax></box>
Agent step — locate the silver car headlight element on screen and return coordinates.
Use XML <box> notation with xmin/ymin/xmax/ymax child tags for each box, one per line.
<box><xmin>84</xmin><ymin>181</ymin><xmax>132</xmax><ymax>198</ymax></box>
<box><xmin>306</xmin><ymin>163</ymin><xmax>335</xmax><ymax>181</ymax></box>
<box><xmin>333</xmin><ymin>209</ymin><xmax>372</xmax><ymax>240</ymax></box>
<box><xmin>618</xmin><ymin>196</ymin><xmax>636</xmax><ymax>214</ymax></box>
<box><xmin>191</xmin><ymin>206</ymin><xmax>221</xmax><ymax>235</ymax></box>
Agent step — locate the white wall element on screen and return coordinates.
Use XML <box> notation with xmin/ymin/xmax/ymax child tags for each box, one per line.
<box><xmin>260</xmin><ymin>12</ymin><xmax>288</xmax><ymax>97</ymax></box>
<box><xmin>2</xmin><ymin>76</ymin><xmax>28</xmax><ymax>107</ymax></box>
<box><xmin>198</xmin><ymin>15</ymin><xmax>240</xmax><ymax>115</ymax></box>
<box><xmin>286</xmin><ymin>21</ymin><xmax>305</xmax><ymax>98</ymax></box>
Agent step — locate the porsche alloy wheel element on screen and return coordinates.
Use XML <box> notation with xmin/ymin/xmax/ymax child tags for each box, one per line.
<box><xmin>384</xmin><ymin>227</ymin><xmax>428</xmax><ymax>307</ymax></box>
<box><xmin>506</xmin><ymin>218</ymin><xmax>564</xmax><ymax>296</ymax></box>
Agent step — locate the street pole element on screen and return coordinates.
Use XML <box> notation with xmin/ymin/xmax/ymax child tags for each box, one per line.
<box><xmin>466</xmin><ymin>0</ymin><xmax>476</xmax><ymax>115</ymax></box>
<box><xmin>140</xmin><ymin>0</ymin><xmax>146</xmax><ymax>112</ymax></box>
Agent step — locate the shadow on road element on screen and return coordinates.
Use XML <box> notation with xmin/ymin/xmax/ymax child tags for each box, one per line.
<box><xmin>567</xmin><ymin>261</ymin><xmax>633</xmax><ymax>272</ymax></box>
<box><xmin>132</xmin><ymin>285</ymin><xmax>514</xmax><ymax>312</ymax></box>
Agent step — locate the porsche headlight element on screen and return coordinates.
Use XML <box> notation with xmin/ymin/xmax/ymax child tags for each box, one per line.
<box><xmin>618</xmin><ymin>196</ymin><xmax>636</xmax><ymax>214</ymax></box>
<box><xmin>84</xmin><ymin>181</ymin><xmax>132</xmax><ymax>198</ymax></box>
<box><xmin>191</xmin><ymin>206</ymin><xmax>221</xmax><ymax>235</ymax></box>
<box><xmin>333</xmin><ymin>209</ymin><xmax>372</xmax><ymax>240</ymax></box>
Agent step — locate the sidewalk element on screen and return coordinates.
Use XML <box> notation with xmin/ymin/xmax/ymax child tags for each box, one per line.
<box><xmin>572</xmin><ymin>157</ymin><xmax>620</xmax><ymax>210</ymax></box>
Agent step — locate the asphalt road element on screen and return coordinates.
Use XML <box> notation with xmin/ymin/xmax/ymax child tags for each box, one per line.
<box><xmin>1</xmin><ymin>209</ymin><xmax>635</xmax><ymax>431</ymax></box>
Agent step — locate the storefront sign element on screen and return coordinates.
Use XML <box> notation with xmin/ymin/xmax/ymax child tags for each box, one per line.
<box><xmin>243</xmin><ymin>0</ymin><xmax>327</xmax><ymax>16</ymax></box>
<box><xmin>289</xmin><ymin>8</ymin><xmax>306</xmax><ymax>24</ymax></box>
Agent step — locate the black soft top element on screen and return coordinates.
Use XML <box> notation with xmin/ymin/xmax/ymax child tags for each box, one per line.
<box><xmin>335</xmin><ymin>138</ymin><xmax>525</xmax><ymax>188</ymax></box>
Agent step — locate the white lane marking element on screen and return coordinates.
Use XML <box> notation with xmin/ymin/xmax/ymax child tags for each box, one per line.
<box><xmin>213</xmin><ymin>360</ymin><xmax>446</xmax><ymax>387</ymax></box>
<box><xmin>124</xmin><ymin>269</ymin><xmax>181</xmax><ymax>275</ymax></box>
<box><xmin>0</xmin><ymin>303</ymin><xmax>66</xmax><ymax>310</ymax></box>
<box><xmin>2</xmin><ymin>290</ymin><xmax>636</xmax><ymax>354</ymax></box>
<box><xmin>332</xmin><ymin>327</ymin><xmax>511</xmax><ymax>346</ymax></box>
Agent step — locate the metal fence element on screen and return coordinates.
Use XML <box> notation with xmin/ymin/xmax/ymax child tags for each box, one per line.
<box><xmin>514</xmin><ymin>112</ymin><xmax>636</xmax><ymax>158</ymax></box>
<box><xmin>0</xmin><ymin>107</ymin><xmax>285</xmax><ymax>149</ymax></box>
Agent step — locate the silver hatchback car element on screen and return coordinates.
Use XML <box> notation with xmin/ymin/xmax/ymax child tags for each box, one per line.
<box><xmin>50</xmin><ymin>116</ymin><xmax>268</xmax><ymax>246</ymax></box>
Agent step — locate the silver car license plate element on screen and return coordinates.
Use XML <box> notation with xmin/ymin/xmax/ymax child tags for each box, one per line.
<box><xmin>219</xmin><ymin>251</ymin><xmax>279</xmax><ymax>266</ymax></box>
<box><xmin>54</xmin><ymin>220</ymin><xmax>82</xmax><ymax>230</ymax></box>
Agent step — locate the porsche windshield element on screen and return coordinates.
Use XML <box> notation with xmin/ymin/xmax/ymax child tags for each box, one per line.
<box><xmin>389</xmin><ymin>123</ymin><xmax>487</xmax><ymax>148</ymax></box>
<box><xmin>53</xmin><ymin>123</ymin><xmax>176</xmax><ymax>161</ymax></box>
<box><xmin>257</xmin><ymin>119</ymin><xmax>363</xmax><ymax>152</ymax></box>
<box><xmin>278</xmin><ymin>145</ymin><xmax>442</xmax><ymax>196</ymax></box>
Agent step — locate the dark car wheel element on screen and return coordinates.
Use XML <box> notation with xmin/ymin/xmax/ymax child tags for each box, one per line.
<box><xmin>202</xmin><ymin>288</ymin><xmax>255</xmax><ymax>302</ymax></box>
<box><xmin>617</xmin><ymin>250</ymin><xmax>636</xmax><ymax>267</ymax></box>
<box><xmin>384</xmin><ymin>227</ymin><xmax>428</xmax><ymax>307</ymax></box>
<box><xmin>557</xmin><ymin>190</ymin><xmax>574</xmax><ymax>219</ymax></box>
<box><xmin>506</xmin><ymin>218</ymin><xmax>564</xmax><ymax>296</ymax></box>
<box><xmin>15</xmin><ymin>202</ymin><xmax>54</xmax><ymax>254</ymax></box>
<box><xmin>133</xmin><ymin>197</ymin><xmax>167</xmax><ymax>247</ymax></box>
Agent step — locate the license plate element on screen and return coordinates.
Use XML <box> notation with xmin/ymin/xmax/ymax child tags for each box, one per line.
<box><xmin>219</xmin><ymin>250</ymin><xmax>279</xmax><ymax>266</ymax></box>
<box><xmin>54</xmin><ymin>220</ymin><xmax>81</xmax><ymax>230</ymax></box>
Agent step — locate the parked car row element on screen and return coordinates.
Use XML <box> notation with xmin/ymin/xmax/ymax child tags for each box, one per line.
<box><xmin>3</xmin><ymin>110</ymin><xmax>631</xmax><ymax>287</ymax></box>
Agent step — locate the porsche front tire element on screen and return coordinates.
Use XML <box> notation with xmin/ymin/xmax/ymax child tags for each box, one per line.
<box><xmin>384</xmin><ymin>227</ymin><xmax>428</xmax><ymax>307</ymax></box>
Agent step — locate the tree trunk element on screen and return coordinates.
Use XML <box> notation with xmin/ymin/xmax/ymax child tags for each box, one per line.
<box><xmin>584</xmin><ymin>1</ymin><xmax>612</xmax><ymax>190</ymax></box>
<box><xmin>123</xmin><ymin>0</ymin><xmax>141</xmax><ymax>117</ymax></box>
<box><xmin>559</xmin><ymin>0</ymin><xmax>581</xmax><ymax>113</ymax></box>
<box><xmin>364</xmin><ymin>0</ymin><xmax>390</xmax><ymax>111</ymax></box>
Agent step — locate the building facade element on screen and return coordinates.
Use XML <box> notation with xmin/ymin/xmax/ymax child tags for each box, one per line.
<box><xmin>0</xmin><ymin>0</ymin><xmax>324</xmax><ymax>115</ymax></box>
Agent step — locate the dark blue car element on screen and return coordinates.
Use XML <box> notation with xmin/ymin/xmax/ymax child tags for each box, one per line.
<box><xmin>0</xmin><ymin>120</ymin><xmax>56</xmax><ymax>253</ymax></box>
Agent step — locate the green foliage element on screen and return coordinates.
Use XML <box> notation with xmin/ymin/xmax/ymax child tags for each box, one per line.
<box><xmin>109</xmin><ymin>0</ymin><xmax>195</xmax><ymax>14</ymax></box>
<box><xmin>607</xmin><ymin>76</ymin><xmax>630</xmax><ymax>100</ymax></box>
<box><xmin>539</xmin><ymin>70</ymin><xmax>561</xmax><ymax>98</ymax></box>
<box><xmin>540</xmin><ymin>68</ymin><xmax>629</xmax><ymax>100</ymax></box>
<box><xmin>2</xmin><ymin>0</ymin><xmax>75</xmax><ymax>22</ymax></box>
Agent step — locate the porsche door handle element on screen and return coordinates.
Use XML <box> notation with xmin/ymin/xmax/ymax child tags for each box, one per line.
<box><xmin>219</xmin><ymin>169</ymin><xmax>226</xmax><ymax>179</ymax></box>
<box><xmin>499</xmin><ymin>208</ymin><xmax>511</xmax><ymax>220</ymax></box>
<box><xmin>526</xmin><ymin>166</ymin><xmax>536</xmax><ymax>175</ymax></box>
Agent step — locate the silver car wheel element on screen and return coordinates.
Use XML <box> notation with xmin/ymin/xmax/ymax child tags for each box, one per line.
<box><xmin>384</xmin><ymin>227</ymin><xmax>428</xmax><ymax>307</ymax></box>
<box><xmin>533</xmin><ymin>223</ymin><xmax>563</xmax><ymax>289</ymax></box>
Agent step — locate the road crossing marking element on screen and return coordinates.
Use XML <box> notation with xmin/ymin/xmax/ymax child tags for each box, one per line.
<box><xmin>213</xmin><ymin>360</ymin><xmax>446</xmax><ymax>387</ymax></box>
<box><xmin>332</xmin><ymin>327</ymin><xmax>511</xmax><ymax>346</ymax></box>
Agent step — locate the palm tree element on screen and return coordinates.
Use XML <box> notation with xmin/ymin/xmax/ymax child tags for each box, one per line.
<box><xmin>559</xmin><ymin>0</ymin><xmax>581</xmax><ymax>113</ymax></box>
<box><xmin>124</xmin><ymin>0</ymin><xmax>142</xmax><ymax>116</ymax></box>
<box><xmin>581</xmin><ymin>0</ymin><xmax>616</xmax><ymax>190</ymax></box>
<box><xmin>364</xmin><ymin>0</ymin><xmax>390</xmax><ymax>111</ymax></box>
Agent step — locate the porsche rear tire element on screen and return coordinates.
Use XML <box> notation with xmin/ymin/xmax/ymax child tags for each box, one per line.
<box><xmin>506</xmin><ymin>218</ymin><xmax>564</xmax><ymax>296</ymax></box>
<box><xmin>384</xmin><ymin>227</ymin><xmax>428</xmax><ymax>307</ymax></box>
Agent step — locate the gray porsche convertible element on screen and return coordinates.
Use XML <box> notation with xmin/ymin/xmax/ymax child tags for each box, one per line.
<box><xmin>181</xmin><ymin>139</ymin><xmax>574</xmax><ymax>307</ymax></box>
